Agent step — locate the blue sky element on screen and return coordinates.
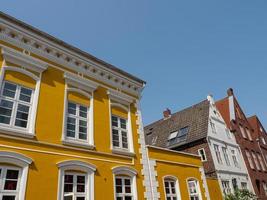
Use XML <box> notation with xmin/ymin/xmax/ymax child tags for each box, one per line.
<box><xmin>1</xmin><ymin>1</ymin><xmax>267</xmax><ymax>127</ymax></box>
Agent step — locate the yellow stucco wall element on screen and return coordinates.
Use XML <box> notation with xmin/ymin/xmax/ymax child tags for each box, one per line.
<box><xmin>206</xmin><ymin>178</ymin><xmax>223</xmax><ymax>200</ymax></box>
<box><xmin>148</xmin><ymin>147</ymin><xmax>208</xmax><ymax>200</ymax></box>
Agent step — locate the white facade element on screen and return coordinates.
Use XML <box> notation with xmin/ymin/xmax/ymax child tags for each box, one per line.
<box><xmin>206</xmin><ymin>95</ymin><xmax>253</xmax><ymax>195</ymax></box>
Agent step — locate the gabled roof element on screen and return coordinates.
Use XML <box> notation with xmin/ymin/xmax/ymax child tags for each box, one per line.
<box><xmin>144</xmin><ymin>100</ymin><xmax>210</xmax><ymax>149</ymax></box>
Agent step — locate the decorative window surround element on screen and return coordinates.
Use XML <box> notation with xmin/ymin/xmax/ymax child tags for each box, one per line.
<box><xmin>163</xmin><ymin>176</ymin><xmax>181</xmax><ymax>200</ymax></box>
<box><xmin>0</xmin><ymin>20</ymin><xmax>145</xmax><ymax>96</ymax></box>
<box><xmin>0</xmin><ymin>48</ymin><xmax>47</xmax><ymax>137</ymax></box>
<box><xmin>0</xmin><ymin>151</ymin><xmax>33</xmax><ymax>200</ymax></box>
<box><xmin>62</xmin><ymin>72</ymin><xmax>98</xmax><ymax>149</ymax></box>
<box><xmin>57</xmin><ymin>160</ymin><xmax>96</xmax><ymax>200</ymax></box>
<box><xmin>112</xmin><ymin>166</ymin><xmax>138</xmax><ymax>200</ymax></box>
<box><xmin>187</xmin><ymin>178</ymin><xmax>202</xmax><ymax>200</ymax></box>
<box><xmin>108</xmin><ymin>90</ymin><xmax>135</xmax><ymax>155</ymax></box>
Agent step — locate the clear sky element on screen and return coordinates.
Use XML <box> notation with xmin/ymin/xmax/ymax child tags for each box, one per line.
<box><xmin>1</xmin><ymin>1</ymin><xmax>267</xmax><ymax>127</ymax></box>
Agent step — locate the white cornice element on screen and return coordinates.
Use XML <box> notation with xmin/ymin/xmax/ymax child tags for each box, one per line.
<box><xmin>1</xmin><ymin>46</ymin><xmax>48</xmax><ymax>73</ymax></box>
<box><xmin>0</xmin><ymin>18</ymin><xmax>144</xmax><ymax>96</ymax></box>
<box><xmin>107</xmin><ymin>89</ymin><xmax>135</xmax><ymax>105</ymax></box>
<box><xmin>64</xmin><ymin>72</ymin><xmax>99</xmax><ymax>93</ymax></box>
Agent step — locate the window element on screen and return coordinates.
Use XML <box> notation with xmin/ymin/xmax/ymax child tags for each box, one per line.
<box><xmin>222</xmin><ymin>147</ymin><xmax>231</xmax><ymax>166</ymax></box>
<box><xmin>241</xmin><ymin>182</ymin><xmax>247</xmax><ymax>190</ymax></box>
<box><xmin>239</xmin><ymin>126</ymin><xmax>247</xmax><ymax>139</ymax></box>
<box><xmin>115</xmin><ymin>176</ymin><xmax>133</xmax><ymax>200</ymax></box>
<box><xmin>221</xmin><ymin>180</ymin><xmax>231</xmax><ymax>194</ymax></box>
<box><xmin>245</xmin><ymin>150</ymin><xmax>254</xmax><ymax>169</ymax></box>
<box><xmin>187</xmin><ymin>179</ymin><xmax>201</xmax><ymax>200</ymax></box>
<box><xmin>252</xmin><ymin>152</ymin><xmax>261</xmax><ymax>170</ymax></box>
<box><xmin>246</xmin><ymin>128</ymin><xmax>252</xmax><ymax>141</ymax></box>
<box><xmin>57</xmin><ymin>160</ymin><xmax>96</xmax><ymax>200</ymax></box>
<box><xmin>0</xmin><ymin>151</ymin><xmax>32</xmax><ymax>200</ymax></box>
<box><xmin>198</xmin><ymin>149</ymin><xmax>207</xmax><ymax>162</ymax></box>
<box><xmin>112</xmin><ymin>115</ymin><xmax>128</xmax><ymax>150</ymax></box>
<box><xmin>63</xmin><ymin>173</ymin><xmax>87</xmax><ymax>200</ymax></box>
<box><xmin>66</xmin><ymin>102</ymin><xmax>89</xmax><ymax>142</ymax></box>
<box><xmin>263</xmin><ymin>182</ymin><xmax>267</xmax><ymax>196</ymax></box>
<box><xmin>164</xmin><ymin>178</ymin><xmax>180</xmax><ymax>200</ymax></box>
<box><xmin>112</xmin><ymin>166</ymin><xmax>137</xmax><ymax>200</ymax></box>
<box><xmin>257</xmin><ymin>153</ymin><xmax>266</xmax><ymax>171</ymax></box>
<box><xmin>231</xmin><ymin>150</ymin><xmax>239</xmax><ymax>168</ymax></box>
<box><xmin>0</xmin><ymin>81</ymin><xmax>33</xmax><ymax>129</ymax></box>
<box><xmin>168</xmin><ymin>127</ymin><xmax>189</xmax><ymax>146</ymax></box>
<box><xmin>210</xmin><ymin>121</ymin><xmax>216</xmax><ymax>134</ymax></box>
<box><xmin>0</xmin><ymin>167</ymin><xmax>20</xmax><ymax>200</ymax></box>
<box><xmin>214</xmin><ymin>144</ymin><xmax>223</xmax><ymax>164</ymax></box>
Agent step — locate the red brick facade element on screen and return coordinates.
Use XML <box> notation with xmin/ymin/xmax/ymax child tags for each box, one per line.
<box><xmin>216</xmin><ymin>90</ymin><xmax>267</xmax><ymax>200</ymax></box>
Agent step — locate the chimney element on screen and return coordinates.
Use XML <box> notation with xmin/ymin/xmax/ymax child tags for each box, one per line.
<box><xmin>227</xmin><ymin>88</ymin><xmax>234</xmax><ymax>97</ymax></box>
<box><xmin>163</xmin><ymin>108</ymin><xmax>171</xmax><ymax>119</ymax></box>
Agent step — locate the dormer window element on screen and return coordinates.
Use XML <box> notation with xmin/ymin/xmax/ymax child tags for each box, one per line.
<box><xmin>167</xmin><ymin>127</ymin><xmax>189</xmax><ymax>146</ymax></box>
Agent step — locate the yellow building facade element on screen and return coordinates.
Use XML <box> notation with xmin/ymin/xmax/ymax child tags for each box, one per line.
<box><xmin>0</xmin><ymin>12</ymin><xmax>214</xmax><ymax>200</ymax></box>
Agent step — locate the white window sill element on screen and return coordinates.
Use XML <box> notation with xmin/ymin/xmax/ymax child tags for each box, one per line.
<box><xmin>0</xmin><ymin>126</ymin><xmax>35</xmax><ymax>139</ymax></box>
<box><xmin>62</xmin><ymin>139</ymin><xmax>95</xmax><ymax>150</ymax></box>
<box><xmin>112</xmin><ymin>148</ymin><xmax>135</xmax><ymax>157</ymax></box>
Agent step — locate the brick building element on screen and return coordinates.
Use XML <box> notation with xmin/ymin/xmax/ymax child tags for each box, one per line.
<box><xmin>216</xmin><ymin>89</ymin><xmax>267</xmax><ymax>199</ymax></box>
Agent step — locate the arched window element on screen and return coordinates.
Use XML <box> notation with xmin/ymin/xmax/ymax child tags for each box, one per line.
<box><xmin>108</xmin><ymin>90</ymin><xmax>135</xmax><ymax>155</ymax></box>
<box><xmin>0</xmin><ymin>151</ymin><xmax>33</xmax><ymax>200</ymax></box>
<box><xmin>0</xmin><ymin>47</ymin><xmax>48</xmax><ymax>137</ymax></box>
<box><xmin>57</xmin><ymin>160</ymin><xmax>96</xmax><ymax>200</ymax></box>
<box><xmin>187</xmin><ymin>178</ymin><xmax>202</xmax><ymax>200</ymax></box>
<box><xmin>112</xmin><ymin>166</ymin><xmax>138</xmax><ymax>200</ymax></box>
<box><xmin>62</xmin><ymin>72</ymin><xmax>98</xmax><ymax>148</ymax></box>
<box><xmin>163</xmin><ymin>176</ymin><xmax>181</xmax><ymax>200</ymax></box>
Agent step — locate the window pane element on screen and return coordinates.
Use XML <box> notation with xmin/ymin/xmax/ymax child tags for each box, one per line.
<box><xmin>4</xmin><ymin>180</ymin><xmax>17</xmax><ymax>190</ymax></box>
<box><xmin>112</xmin><ymin>116</ymin><xmax>118</xmax><ymax>127</ymax></box>
<box><xmin>2</xmin><ymin>196</ymin><xmax>16</xmax><ymax>200</ymax></box>
<box><xmin>116</xmin><ymin>186</ymin><xmax>122</xmax><ymax>193</ymax></box>
<box><xmin>0</xmin><ymin>100</ymin><xmax>13</xmax><ymax>124</ymax></box>
<box><xmin>77</xmin><ymin>184</ymin><xmax>85</xmax><ymax>192</ymax></box>
<box><xmin>67</xmin><ymin>130</ymin><xmax>75</xmax><ymax>138</ymax></box>
<box><xmin>125</xmin><ymin>197</ymin><xmax>132</xmax><ymax>200</ymax></box>
<box><xmin>64</xmin><ymin>196</ymin><xmax>73</xmax><ymax>200</ymax></box>
<box><xmin>77</xmin><ymin>176</ymin><xmax>85</xmax><ymax>183</ymax></box>
<box><xmin>120</xmin><ymin>118</ymin><xmax>127</xmax><ymax>129</ymax></box>
<box><xmin>79</xmin><ymin>106</ymin><xmax>87</xmax><ymax>118</ymax></box>
<box><xmin>116</xmin><ymin>178</ymin><xmax>122</xmax><ymax>185</ymax></box>
<box><xmin>15</xmin><ymin>119</ymin><xmax>28</xmax><ymax>128</ymax></box>
<box><xmin>6</xmin><ymin>170</ymin><xmax>19</xmax><ymax>179</ymax></box>
<box><xmin>68</xmin><ymin>103</ymin><xmax>76</xmax><ymax>115</ymax></box>
<box><xmin>65</xmin><ymin>175</ymin><xmax>73</xmax><ymax>183</ymax></box>
<box><xmin>125</xmin><ymin>186</ymin><xmax>131</xmax><ymax>193</ymax></box>
<box><xmin>3</xmin><ymin>82</ymin><xmax>16</xmax><ymax>98</ymax></box>
<box><xmin>76</xmin><ymin>197</ymin><xmax>85</xmax><ymax>200</ymax></box>
<box><xmin>79</xmin><ymin>126</ymin><xmax>87</xmax><ymax>133</ymax></box>
<box><xmin>112</xmin><ymin>129</ymin><xmax>120</xmax><ymax>147</ymax></box>
<box><xmin>0</xmin><ymin>115</ymin><xmax>11</xmax><ymax>124</ymax></box>
<box><xmin>79</xmin><ymin>120</ymin><xmax>87</xmax><ymax>127</ymax></box>
<box><xmin>79</xmin><ymin>133</ymin><xmax>87</xmax><ymax>140</ymax></box>
<box><xmin>67</xmin><ymin>123</ymin><xmax>76</xmax><ymax>131</ymax></box>
<box><xmin>64</xmin><ymin>184</ymin><xmax>73</xmax><ymax>192</ymax></box>
<box><xmin>19</xmin><ymin>87</ymin><xmax>32</xmax><ymax>102</ymax></box>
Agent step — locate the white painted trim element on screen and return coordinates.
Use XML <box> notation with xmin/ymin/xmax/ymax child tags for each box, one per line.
<box><xmin>112</xmin><ymin>166</ymin><xmax>137</xmax><ymax>177</ymax></box>
<box><xmin>64</xmin><ymin>72</ymin><xmax>99</xmax><ymax>93</ymax></box>
<box><xmin>110</xmin><ymin>102</ymin><xmax>128</xmax><ymax>112</ymax></box>
<box><xmin>162</xmin><ymin>175</ymin><xmax>182</xmax><ymax>200</ymax></box>
<box><xmin>107</xmin><ymin>89</ymin><xmax>134</xmax><ymax>106</ymax></box>
<box><xmin>0</xmin><ymin>66</ymin><xmax>42</xmax><ymax>136</ymax></box>
<box><xmin>229</xmin><ymin>96</ymin><xmax>235</xmax><ymax>121</ymax></box>
<box><xmin>1</xmin><ymin>46</ymin><xmax>48</xmax><ymax>73</ymax></box>
<box><xmin>57</xmin><ymin>160</ymin><xmax>96</xmax><ymax>200</ymax></box>
<box><xmin>0</xmin><ymin>151</ymin><xmax>32</xmax><ymax>200</ymax></box>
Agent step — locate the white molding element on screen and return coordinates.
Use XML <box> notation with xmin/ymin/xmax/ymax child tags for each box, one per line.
<box><xmin>112</xmin><ymin>149</ymin><xmax>136</xmax><ymax>157</ymax></box>
<box><xmin>112</xmin><ymin>166</ymin><xmax>137</xmax><ymax>177</ymax></box>
<box><xmin>0</xmin><ymin>151</ymin><xmax>32</xmax><ymax>200</ymax></box>
<box><xmin>1</xmin><ymin>46</ymin><xmax>48</xmax><ymax>73</ymax></box>
<box><xmin>162</xmin><ymin>175</ymin><xmax>182</xmax><ymax>200</ymax></box>
<box><xmin>57</xmin><ymin>160</ymin><xmax>95</xmax><ymax>200</ymax></box>
<box><xmin>0</xmin><ymin>20</ymin><xmax>144</xmax><ymax>96</ymax></box>
<box><xmin>64</xmin><ymin>72</ymin><xmax>99</xmax><ymax>93</ymax></box>
<box><xmin>107</xmin><ymin>89</ymin><xmax>134</xmax><ymax>106</ymax></box>
<box><xmin>0</xmin><ymin>65</ymin><xmax>42</xmax><ymax>136</ymax></box>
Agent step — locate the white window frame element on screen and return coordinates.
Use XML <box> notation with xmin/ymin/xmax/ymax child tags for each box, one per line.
<box><xmin>163</xmin><ymin>176</ymin><xmax>181</xmax><ymax>200</ymax></box>
<box><xmin>245</xmin><ymin>150</ymin><xmax>254</xmax><ymax>169</ymax></box>
<box><xmin>111</xmin><ymin>114</ymin><xmax>129</xmax><ymax>151</ymax></box>
<box><xmin>0</xmin><ymin>151</ymin><xmax>33</xmax><ymax>200</ymax></box>
<box><xmin>222</xmin><ymin>147</ymin><xmax>231</xmax><ymax>166</ymax></box>
<box><xmin>108</xmin><ymin>90</ymin><xmax>135</xmax><ymax>155</ymax></box>
<box><xmin>57</xmin><ymin>160</ymin><xmax>96</xmax><ymax>200</ymax></box>
<box><xmin>221</xmin><ymin>180</ymin><xmax>231</xmax><ymax>195</ymax></box>
<box><xmin>252</xmin><ymin>152</ymin><xmax>261</xmax><ymax>170</ymax></box>
<box><xmin>231</xmin><ymin>150</ymin><xmax>239</xmax><ymax>168</ymax></box>
<box><xmin>0</xmin><ymin>81</ymin><xmax>34</xmax><ymax>130</ymax></box>
<box><xmin>62</xmin><ymin>72</ymin><xmax>99</xmax><ymax>149</ymax></box>
<box><xmin>112</xmin><ymin>166</ymin><xmax>138</xmax><ymax>200</ymax></box>
<box><xmin>214</xmin><ymin>144</ymin><xmax>223</xmax><ymax>164</ymax></box>
<box><xmin>187</xmin><ymin>178</ymin><xmax>202</xmax><ymax>200</ymax></box>
<box><xmin>0</xmin><ymin>66</ymin><xmax>43</xmax><ymax>138</ymax></box>
<box><xmin>198</xmin><ymin>149</ymin><xmax>207</xmax><ymax>162</ymax></box>
<box><xmin>257</xmin><ymin>153</ymin><xmax>266</xmax><ymax>171</ymax></box>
